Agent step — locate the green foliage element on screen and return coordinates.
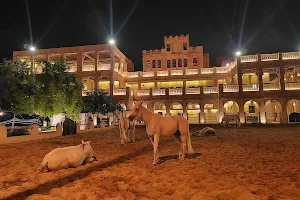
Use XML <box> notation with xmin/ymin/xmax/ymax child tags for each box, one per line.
<box><xmin>82</xmin><ymin>90</ymin><xmax>122</xmax><ymax>115</ymax></box>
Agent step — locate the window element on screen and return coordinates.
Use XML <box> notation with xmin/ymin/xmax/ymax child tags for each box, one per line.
<box><xmin>166</xmin><ymin>44</ymin><xmax>170</xmax><ymax>51</ymax></box>
<box><xmin>172</xmin><ymin>59</ymin><xmax>176</xmax><ymax>68</ymax></box>
<box><xmin>184</xmin><ymin>59</ymin><xmax>187</xmax><ymax>67</ymax></box>
<box><xmin>146</xmin><ymin>60</ymin><xmax>150</xmax><ymax>67</ymax></box>
<box><xmin>152</xmin><ymin>60</ymin><xmax>156</xmax><ymax>68</ymax></box>
<box><xmin>193</xmin><ymin>58</ymin><xmax>197</xmax><ymax>66</ymax></box>
<box><xmin>178</xmin><ymin>59</ymin><xmax>182</xmax><ymax>67</ymax></box>
<box><xmin>158</xmin><ymin>60</ymin><xmax>161</xmax><ymax>68</ymax></box>
<box><xmin>183</xmin><ymin>43</ymin><xmax>187</xmax><ymax>50</ymax></box>
<box><xmin>249</xmin><ymin>106</ymin><xmax>255</xmax><ymax>113</ymax></box>
<box><xmin>167</xmin><ymin>60</ymin><xmax>171</xmax><ymax>68</ymax></box>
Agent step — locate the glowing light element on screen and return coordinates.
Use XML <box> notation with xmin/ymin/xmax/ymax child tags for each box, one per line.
<box><xmin>108</xmin><ymin>39</ymin><xmax>115</xmax><ymax>45</ymax></box>
<box><xmin>236</xmin><ymin>51</ymin><xmax>241</xmax><ymax>56</ymax></box>
<box><xmin>0</xmin><ymin>111</ymin><xmax>3</xmax><ymax>116</ymax></box>
<box><xmin>226</xmin><ymin>63</ymin><xmax>229</xmax><ymax>66</ymax></box>
<box><xmin>293</xmin><ymin>103</ymin><xmax>296</xmax><ymax>106</ymax></box>
<box><xmin>29</xmin><ymin>46</ymin><xmax>36</xmax><ymax>51</ymax></box>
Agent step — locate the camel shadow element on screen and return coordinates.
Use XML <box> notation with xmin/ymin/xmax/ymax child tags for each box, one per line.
<box><xmin>157</xmin><ymin>152</ymin><xmax>202</xmax><ymax>165</ymax></box>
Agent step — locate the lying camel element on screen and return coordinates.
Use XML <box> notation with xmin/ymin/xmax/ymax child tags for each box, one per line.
<box><xmin>221</xmin><ymin>114</ymin><xmax>241</xmax><ymax>128</ymax></box>
<box><xmin>39</xmin><ymin>140</ymin><xmax>96</xmax><ymax>172</ymax></box>
<box><xmin>119</xmin><ymin>117</ymin><xmax>136</xmax><ymax>144</ymax></box>
<box><xmin>128</xmin><ymin>102</ymin><xmax>194</xmax><ymax>165</ymax></box>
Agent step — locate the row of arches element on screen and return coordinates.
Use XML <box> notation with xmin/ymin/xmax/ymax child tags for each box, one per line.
<box><xmin>118</xmin><ymin>99</ymin><xmax>300</xmax><ymax>124</ymax></box>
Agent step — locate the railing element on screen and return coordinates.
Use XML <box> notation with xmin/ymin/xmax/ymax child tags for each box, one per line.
<box><xmin>141</xmin><ymin>71</ymin><xmax>155</xmax><ymax>77</ymax></box>
<box><xmin>157</xmin><ymin>70</ymin><xmax>168</xmax><ymax>76</ymax></box>
<box><xmin>201</xmin><ymin>68</ymin><xmax>214</xmax><ymax>74</ymax></box>
<box><xmin>82</xmin><ymin>65</ymin><xmax>95</xmax><ymax>71</ymax></box>
<box><xmin>282</xmin><ymin>52</ymin><xmax>300</xmax><ymax>60</ymax></box>
<box><xmin>240</xmin><ymin>55</ymin><xmax>258</xmax><ymax>63</ymax></box>
<box><xmin>152</xmin><ymin>88</ymin><xmax>166</xmax><ymax>96</ymax></box>
<box><xmin>171</xmin><ymin>70</ymin><xmax>183</xmax><ymax>76</ymax></box>
<box><xmin>216</xmin><ymin>66</ymin><xmax>230</xmax><ymax>73</ymax></box>
<box><xmin>169</xmin><ymin>88</ymin><xmax>183</xmax><ymax>95</ymax></box>
<box><xmin>285</xmin><ymin>82</ymin><xmax>300</xmax><ymax>90</ymax></box>
<box><xmin>223</xmin><ymin>85</ymin><xmax>239</xmax><ymax>92</ymax></box>
<box><xmin>127</xmin><ymin>72</ymin><xmax>139</xmax><ymax>78</ymax></box>
<box><xmin>113</xmin><ymin>89</ymin><xmax>126</xmax><ymax>95</ymax></box>
<box><xmin>137</xmin><ymin>89</ymin><xmax>150</xmax><ymax>96</ymax></box>
<box><xmin>263</xmin><ymin>83</ymin><xmax>280</xmax><ymax>91</ymax></box>
<box><xmin>261</xmin><ymin>53</ymin><xmax>279</xmax><ymax>61</ymax></box>
<box><xmin>97</xmin><ymin>64</ymin><xmax>110</xmax><ymax>70</ymax></box>
<box><xmin>185</xmin><ymin>69</ymin><xmax>198</xmax><ymax>75</ymax></box>
<box><xmin>203</xmin><ymin>86</ymin><xmax>218</xmax><ymax>94</ymax></box>
<box><xmin>67</xmin><ymin>66</ymin><xmax>77</xmax><ymax>72</ymax></box>
<box><xmin>242</xmin><ymin>84</ymin><xmax>259</xmax><ymax>91</ymax></box>
<box><xmin>186</xmin><ymin>87</ymin><xmax>200</xmax><ymax>94</ymax></box>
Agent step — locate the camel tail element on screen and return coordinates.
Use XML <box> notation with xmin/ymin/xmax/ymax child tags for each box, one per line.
<box><xmin>187</xmin><ymin>131</ymin><xmax>194</xmax><ymax>154</ymax></box>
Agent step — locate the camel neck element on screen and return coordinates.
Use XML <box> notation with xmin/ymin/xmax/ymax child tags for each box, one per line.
<box><xmin>140</xmin><ymin>107</ymin><xmax>153</xmax><ymax>126</ymax></box>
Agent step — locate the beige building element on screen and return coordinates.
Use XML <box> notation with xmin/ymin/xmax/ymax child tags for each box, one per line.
<box><xmin>13</xmin><ymin>35</ymin><xmax>300</xmax><ymax>124</ymax></box>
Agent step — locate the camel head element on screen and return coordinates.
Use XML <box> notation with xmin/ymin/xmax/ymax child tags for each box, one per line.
<box><xmin>128</xmin><ymin>101</ymin><xmax>144</xmax><ymax>122</ymax></box>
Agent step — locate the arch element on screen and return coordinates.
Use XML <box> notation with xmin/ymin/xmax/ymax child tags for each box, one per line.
<box><xmin>184</xmin><ymin>59</ymin><xmax>188</xmax><ymax>67</ymax></box>
<box><xmin>265</xmin><ymin>100</ymin><xmax>282</xmax><ymax>124</ymax></box>
<box><xmin>172</xmin><ymin>59</ymin><xmax>176</xmax><ymax>68</ymax></box>
<box><xmin>224</xmin><ymin>101</ymin><xmax>239</xmax><ymax>115</ymax></box>
<box><xmin>152</xmin><ymin>60</ymin><xmax>156</xmax><ymax>68</ymax></box>
<box><xmin>153</xmin><ymin>102</ymin><xmax>166</xmax><ymax>116</ymax></box>
<box><xmin>187</xmin><ymin>102</ymin><xmax>200</xmax><ymax>124</ymax></box>
<box><xmin>244</xmin><ymin>100</ymin><xmax>260</xmax><ymax>123</ymax></box>
<box><xmin>204</xmin><ymin>103</ymin><xmax>218</xmax><ymax>124</ymax></box>
<box><xmin>170</xmin><ymin>102</ymin><xmax>183</xmax><ymax>116</ymax></box>
<box><xmin>193</xmin><ymin>58</ymin><xmax>197</xmax><ymax>66</ymax></box>
<box><xmin>178</xmin><ymin>59</ymin><xmax>182</xmax><ymax>67</ymax></box>
<box><xmin>287</xmin><ymin>99</ymin><xmax>300</xmax><ymax>123</ymax></box>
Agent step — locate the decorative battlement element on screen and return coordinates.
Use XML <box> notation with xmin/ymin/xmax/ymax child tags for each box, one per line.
<box><xmin>164</xmin><ymin>34</ymin><xmax>189</xmax><ymax>44</ymax></box>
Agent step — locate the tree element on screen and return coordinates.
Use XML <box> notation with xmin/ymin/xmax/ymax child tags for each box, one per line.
<box><xmin>34</xmin><ymin>59</ymin><xmax>83</xmax><ymax>120</ymax></box>
<box><xmin>82</xmin><ymin>90</ymin><xmax>122</xmax><ymax>115</ymax></box>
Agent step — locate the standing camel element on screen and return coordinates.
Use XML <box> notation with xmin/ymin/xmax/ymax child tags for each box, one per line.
<box><xmin>119</xmin><ymin>117</ymin><xmax>136</xmax><ymax>145</ymax></box>
<box><xmin>128</xmin><ymin>102</ymin><xmax>194</xmax><ymax>165</ymax></box>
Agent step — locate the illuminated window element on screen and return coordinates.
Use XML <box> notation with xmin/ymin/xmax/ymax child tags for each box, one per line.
<box><xmin>183</xmin><ymin>43</ymin><xmax>187</xmax><ymax>50</ymax></box>
<box><xmin>172</xmin><ymin>59</ymin><xmax>176</xmax><ymax>68</ymax></box>
<box><xmin>178</xmin><ymin>59</ymin><xmax>182</xmax><ymax>67</ymax></box>
<box><xmin>146</xmin><ymin>60</ymin><xmax>150</xmax><ymax>67</ymax></box>
<box><xmin>193</xmin><ymin>58</ymin><xmax>197</xmax><ymax>66</ymax></box>
<box><xmin>166</xmin><ymin>44</ymin><xmax>170</xmax><ymax>51</ymax></box>
<box><xmin>249</xmin><ymin>106</ymin><xmax>255</xmax><ymax>113</ymax></box>
<box><xmin>158</xmin><ymin>60</ymin><xmax>161</xmax><ymax>68</ymax></box>
<box><xmin>184</xmin><ymin>59</ymin><xmax>187</xmax><ymax>67</ymax></box>
<box><xmin>167</xmin><ymin>60</ymin><xmax>171</xmax><ymax>68</ymax></box>
<box><xmin>152</xmin><ymin>60</ymin><xmax>156</xmax><ymax>68</ymax></box>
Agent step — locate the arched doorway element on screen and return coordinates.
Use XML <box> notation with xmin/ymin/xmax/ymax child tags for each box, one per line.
<box><xmin>224</xmin><ymin>101</ymin><xmax>239</xmax><ymax>115</ymax></box>
<box><xmin>170</xmin><ymin>102</ymin><xmax>183</xmax><ymax>116</ymax></box>
<box><xmin>204</xmin><ymin>103</ymin><xmax>218</xmax><ymax>124</ymax></box>
<box><xmin>287</xmin><ymin>99</ymin><xmax>300</xmax><ymax>123</ymax></box>
<box><xmin>187</xmin><ymin>103</ymin><xmax>200</xmax><ymax>124</ymax></box>
<box><xmin>265</xmin><ymin>100</ymin><xmax>282</xmax><ymax>124</ymax></box>
<box><xmin>153</xmin><ymin>102</ymin><xmax>166</xmax><ymax>116</ymax></box>
<box><xmin>244</xmin><ymin>100</ymin><xmax>260</xmax><ymax>123</ymax></box>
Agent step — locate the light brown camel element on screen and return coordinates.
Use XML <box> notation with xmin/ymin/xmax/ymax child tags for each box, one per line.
<box><xmin>119</xmin><ymin>117</ymin><xmax>136</xmax><ymax>144</ymax></box>
<box><xmin>128</xmin><ymin>102</ymin><xmax>194</xmax><ymax>165</ymax></box>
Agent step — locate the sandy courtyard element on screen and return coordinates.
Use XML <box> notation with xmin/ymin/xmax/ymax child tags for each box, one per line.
<box><xmin>0</xmin><ymin>125</ymin><xmax>300</xmax><ymax>200</ymax></box>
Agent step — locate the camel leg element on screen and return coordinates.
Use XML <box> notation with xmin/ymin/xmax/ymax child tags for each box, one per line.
<box><xmin>120</xmin><ymin>128</ymin><xmax>125</xmax><ymax>145</ymax></box>
<box><xmin>173</xmin><ymin>131</ymin><xmax>183</xmax><ymax>159</ymax></box>
<box><xmin>153</xmin><ymin>134</ymin><xmax>160</xmax><ymax>165</ymax></box>
<box><xmin>180</xmin><ymin>134</ymin><xmax>187</xmax><ymax>160</ymax></box>
<box><xmin>132</xmin><ymin>126</ymin><xmax>136</xmax><ymax>143</ymax></box>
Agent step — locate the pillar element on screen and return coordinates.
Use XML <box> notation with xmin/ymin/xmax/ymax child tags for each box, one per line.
<box><xmin>218</xmin><ymin>101</ymin><xmax>224</xmax><ymax>123</ymax></box>
<box><xmin>166</xmin><ymin>102</ymin><xmax>170</xmax><ymax>117</ymax></box>
<box><xmin>279</xmin><ymin>53</ymin><xmax>285</xmax><ymax>91</ymax></box>
<box><xmin>259</xmin><ymin>99</ymin><xmax>266</xmax><ymax>124</ymax></box>
<box><xmin>77</xmin><ymin>51</ymin><xmax>83</xmax><ymax>72</ymax></box>
<box><xmin>183</xmin><ymin>102</ymin><xmax>187</xmax><ymax>119</ymax></box>
<box><xmin>239</xmin><ymin>101</ymin><xmax>245</xmax><ymax>124</ymax></box>
<box><xmin>95</xmin><ymin>51</ymin><xmax>98</xmax><ymax>71</ymax></box>
<box><xmin>200</xmin><ymin>104</ymin><xmax>205</xmax><ymax>123</ymax></box>
<box><xmin>281</xmin><ymin>99</ymin><xmax>288</xmax><ymax>124</ymax></box>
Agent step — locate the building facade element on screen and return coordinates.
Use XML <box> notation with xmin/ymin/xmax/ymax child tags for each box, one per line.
<box><xmin>13</xmin><ymin>35</ymin><xmax>300</xmax><ymax>124</ymax></box>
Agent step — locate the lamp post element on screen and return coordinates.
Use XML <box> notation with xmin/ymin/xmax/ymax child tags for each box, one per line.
<box><xmin>109</xmin><ymin>38</ymin><xmax>115</xmax><ymax>96</ymax></box>
<box><xmin>235</xmin><ymin>51</ymin><xmax>241</xmax><ymax>56</ymax></box>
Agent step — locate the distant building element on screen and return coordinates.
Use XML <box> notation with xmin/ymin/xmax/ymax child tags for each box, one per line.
<box><xmin>13</xmin><ymin>35</ymin><xmax>300</xmax><ymax>124</ymax></box>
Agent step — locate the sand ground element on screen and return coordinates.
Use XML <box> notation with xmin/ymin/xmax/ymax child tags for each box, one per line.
<box><xmin>0</xmin><ymin>125</ymin><xmax>300</xmax><ymax>200</ymax></box>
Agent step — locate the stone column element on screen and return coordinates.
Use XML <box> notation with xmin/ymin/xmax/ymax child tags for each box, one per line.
<box><xmin>239</xmin><ymin>100</ymin><xmax>245</xmax><ymax>124</ymax></box>
<box><xmin>200</xmin><ymin>104</ymin><xmax>205</xmax><ymax>123</ymax></box>
<box><xmin>182</xmin><ymin>102</ymin><xmax>187</xmax><ymax>119</ymax></box>
<box><xmin>166</xmin><ymin>102</ymin><xmax>170</xmax><ymax>117</ymax></box>
<box><xmin>281</xmin><ymin>99</ymin><xmax>288</xmax><ymax>124</ymax></box>
<box><xmin>259</xmin><ymin>99</ymin><xmax>266</xmax><ymax>124</ymax></box>
<box><xmin>77</xmin><ymin>51</ymin><xmax>83</xmax><ymax>72</ymax></box>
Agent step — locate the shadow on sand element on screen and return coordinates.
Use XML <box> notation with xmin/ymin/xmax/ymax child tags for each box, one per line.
<box><xmin>157</xmin><ymin>152</ymin><xmax>202</xmax><ymax>164</ymax></box>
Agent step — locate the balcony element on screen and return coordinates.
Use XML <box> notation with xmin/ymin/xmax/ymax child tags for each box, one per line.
<box><xmin>97</xmin><ymin>64</ymin><xmax>110</xmax><ymax>70</ymax></box>
<box><xmin>127</xmin><ymin>72</ymin><xmax>139</xmax><ymax>78</ymax></box>
<box><xmin>171</xmin><ymin>70</ymin><xmax>183</xmax><ymax>76</ymax></box>
<box><xmin>223</xmin><ymin>85</ymin><xmax>239</xmax><ymax>92</ymax></box>
<box><xmin>185</xmin><ymin>69</ymin><xmax>198</xmax><ymax>75</ymax></box>
<box><xmin>282</xmin><ymin>52</ymin><xmax>300</xmax><ymax>60</ymax></box>
<box><xmin>152</xmin><ymin>88</ymin><xmax>166</xmax><ymax>96</ymax></box>
<box><xmin>137</xmin><ymin>89</ymin><xmax>150</xmax><ymax>96</ymax></box>
<box><xmin>113</xmin><ymin>89</ymin><xmax>126</xmax><ymax>95</ymax></box>
<box><xmin>242</xmin><ymin>84</ymin><xmax>259</xmax><ymax>91</ymax></box>
<box><xmin>261</xmin><ymin>53</ymin><xmax>279</xmax><ymax>61</ymax></box>
<box><xmin>263</xmin><ymin>83</ymin><xmax>280</xmax><ymax>91</ymax></box>
<box><xmin>169</xmin><ymin>88</ymin><xmax>183</xmax><ymax>95</ymax></box>
<box><xmin>82</xmin><ymin>65</ymin><xmax>95</xmax><ymax>71</ymax></box>
<box><xmin>67</xmin><ymin>65</ymin><xmax>77</xmax><ymax>72</ymax></box>
<box><xmin>285</xmin><ymin>82</ymin><xmax>300</xmax><ymax>90</ymax></box>
<box><xmin>201</xmin><ymin>68</ymin><xmax>214</xmax><ymax>74</ymax></box>
<box><xmin>216</xmin><ymin>66</ymin><xmax>230</xmax><ymax>73</ymax></box>
<box><xmin>186</xmin><ymin>87</ymin><xmax>200</xmax><ymax>94</ymax></box>
<box><xmin>157</xmin><ymin>70</ymin><xmax>168</xmax><ymax>76</ymax></box>
<box><xmin>203</xmin><ymin>86</ymin><xmax>218</xmax><ymax>94</ymax></box>
<box><xmin>240</xmin><ymin>55</ymin><xmax>258</xmax><ymax>63</ymax></box>
<box><xmin>141</xmin><ymin>71</ymin><xmax>155</xmax><ymax>77</ymax></box>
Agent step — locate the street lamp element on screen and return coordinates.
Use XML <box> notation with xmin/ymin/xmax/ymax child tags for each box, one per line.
<box><xmin>29</xmin><ymin>46</ymin><xmax>36</xmax><ymax>51</ymax></box>
<box><xmin>236</xmin><ymin>51</ymin><xmax>241</xmax><ymax>56</ymax></box>
<box><xmin>109</xmin><ymin>38</ymin><xmax>115</xmax><ymax>45</ymax></box>
<box><xmin>226</xmin><ymin>63</ymin><xmax>230</xmax><ymax>66</ymax></box>
<box><xmin>108</xmin><ymin>38</ymin><xmax>116</xmax><ymax>96</ymax></box>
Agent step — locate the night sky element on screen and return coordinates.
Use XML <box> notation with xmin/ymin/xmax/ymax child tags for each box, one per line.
<box><xmin>1</xmin><ymin>0</ymin><xmax>300</xmax><ymax>71</ymax></box>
